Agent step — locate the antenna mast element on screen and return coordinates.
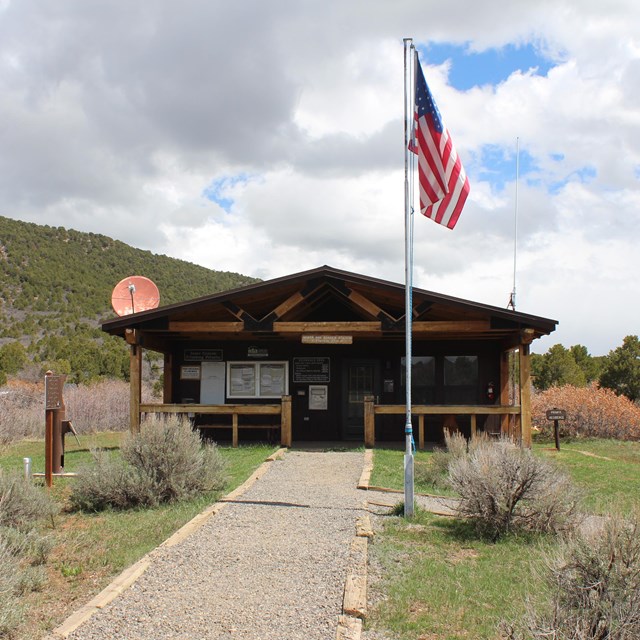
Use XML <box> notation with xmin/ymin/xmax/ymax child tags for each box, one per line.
<box><xmin>508</xmin><ymin>137</ymin><xmax>519</xmax><ymax>310</ymax></box>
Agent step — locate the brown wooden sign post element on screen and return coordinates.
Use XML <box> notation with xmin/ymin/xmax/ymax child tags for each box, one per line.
<box><xmin>44</xmin><ymin>371</ymin><xmax>67</xmax><ymax>487</ymax></box>
<box><xmin>546</xmin><ymin>408</ymin><xmax>566</xmax><ymax>451</ymax></box>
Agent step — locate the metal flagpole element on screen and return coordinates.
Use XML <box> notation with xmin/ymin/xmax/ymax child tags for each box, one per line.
<box><xmin>403</xmin><ymin>38</ymin><xmax>415</xmax><ymax>518</ymax></box>
<box><xmin>511</xmin><ymin>137</ymin><xmax>520</xmax><ymax>311</ymax></box>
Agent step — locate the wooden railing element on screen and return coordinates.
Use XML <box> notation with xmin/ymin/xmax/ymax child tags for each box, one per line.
<box><xmin>363</xmin><ymin>396</ymin><xmax>521</xmax><ymax>448</ymax></box>
<box><xmin>140</xmin><ymin>396</ymin><xmax>292</xmax><ymax>447</ymax></box>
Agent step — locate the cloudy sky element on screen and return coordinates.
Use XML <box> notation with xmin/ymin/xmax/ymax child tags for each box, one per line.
<box><xmin>1</xmin><ymin>0</ymin><xmax>638</xmax><ymax>355</ymax></box>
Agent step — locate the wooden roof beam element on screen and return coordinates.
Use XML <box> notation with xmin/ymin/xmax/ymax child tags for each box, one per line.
<box><xmin>412</xmin><ymin>320</ymin><xmax>491</xmax><ymax>333</ymax></box>
<box><xmin>343</xmin><ymin>288</ymin><xmax>398</xmax><ymax>328</ymax></box>
<box><xmin>258</xmin><ymin>281</ymin><xmax>326</xmax><ymax>326</ymax></box>
<box><xmin>168</xmin><ymin>321</ymin><xmax>244</xmax><ymax>332</ymax></box>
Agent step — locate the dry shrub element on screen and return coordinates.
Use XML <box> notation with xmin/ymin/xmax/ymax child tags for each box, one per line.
<box><xmin>64</xmin><ymin>379</ymin><xmax>154</xmax><ymax>434</ymax></box>
<box><xmin>0</xmin><ymin>470</ymin><xmax>59</xmax><ymax>529</ymax></box>
<box><xmin>71</xmin><ymin>414</ymin><xmax>228</xmax><ymax>511</ymax></box>
<box><xmin>69</xmin><ymin>450</ymin><xmax>157</xmax><ymax>511</ymax></box>
<box><xmin>0</xmin><ymin>380</ymin><xmax>43</xmax><ymax>444</ymax></box>
<box><xmin>0</xmin><ymin>379</ymin><xmax>155</xmax><ymax>444</ymax></box>
<box><xmin>415</xmin><ymin>430</ymin><xmax>468</xmax><ymax>490</ymax></box>
<box><xmin>504</xmin><ymin>511</ymin><xmax>640</xmax><ymax>639</ymax></box>
<box><xmin>449</xmin><ymin>437</ymin><xmax>581</xmax><ymax>540</ymax></box>
<box><xmin>121</xmin><ymin>414</ymin><xmax>227</xmax><ymax>504</ymax></box>
<box><xmin>0</xmin><ymin>536</ymin><xmax>23</xmax><ymax>635</ymax></box>
<box><xmin>0</xmin><ymin>472</ymin><xmax>57</xmax><ymax>636</ymax></box>
<box><xmin>532</xmin><ymin>384</ymin><xmax>640</xmax><ymax>440</ymax></box>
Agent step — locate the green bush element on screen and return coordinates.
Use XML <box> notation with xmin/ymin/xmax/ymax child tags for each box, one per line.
<box><xmin>71</xmin><ymin>414</ymin><xmax>228</xmax><ymax>511</ymax></box>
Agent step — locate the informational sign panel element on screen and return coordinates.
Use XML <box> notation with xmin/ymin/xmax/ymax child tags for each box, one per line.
<box><xmin>309</xmin><ymin>385</ymin><xmax>328</xmax><ymax>410</ymax></box>
<box><xmin>45</xmin><ymin>374</ymin><xmax>66</xmax><ymax>410</ymax></box>
<box><xmin>293</xmin><ymin>357</ymin><xmax>330</xmax><ymax>383</ymax></box>
<box><xmin>180</xmin><ymin>366</ymin><xmax>201</xmax><ymax>380</ymax></box>
<box><xmin>301</xmin><ymin>335</ymin><xmax>352</xmax><ymax>344</ymax></box>
<box><xmin>546</xmin><ymin>408</ymin><xmax>566</xmax><ymax>421</ymax></box>
<box><xmin>184</xmin><ymin>349</ymin><xmax>223</xmax><ymax>362</ymax></box>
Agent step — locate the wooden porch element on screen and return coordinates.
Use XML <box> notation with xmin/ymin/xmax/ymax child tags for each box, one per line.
<box><xmin>363</xmin><ymin>398</ymin><xmax>523</xmax><ymax>449</ymax></box>
<box><xmin>139</xmin><ymin>397</ymin><xmax>293</xmax><ymax>447</ymax></box>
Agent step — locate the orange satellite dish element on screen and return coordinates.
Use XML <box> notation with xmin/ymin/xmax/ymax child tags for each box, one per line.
<box><xmin>111</xmin><ymin>276</ymin><xmax>160</xmax><ymax>316</ymax></box>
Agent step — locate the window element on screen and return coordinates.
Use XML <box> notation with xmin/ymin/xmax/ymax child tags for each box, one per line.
<box><xmin>227</xmin><ymin>362</ymin><xmax>288</xmax><ymax>399</ymax></box>
<box><xmin>444</xmin><ymin>356</ymin><xmax>478</xmax><ymax>385</ymax></box>
<box><xmin>401</xmin><ymin>356</ymin><xmax>436</xmax><ymax>404</ymax></box>
<box><xmin>444</xmin><ymin>356</ymin><xmax>478</xmax><ymax>404</ymax></box>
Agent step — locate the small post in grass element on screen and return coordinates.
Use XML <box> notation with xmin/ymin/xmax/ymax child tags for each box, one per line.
<box><xmin>546</xmin><ymin>407</ymin><xmax>566</xmax><ymax>451</ymax></box>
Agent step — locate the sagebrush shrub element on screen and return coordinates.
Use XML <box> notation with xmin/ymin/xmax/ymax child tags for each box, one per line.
<box><xmin>504</xmin><ymin>511</ymin><xmax>640</xmax><ymax>639</ymax></box>
<box><xmin>121</xmin><ymin>414</ymin><xmax>227</xmax><ymax>503</ymax></box>
<box><xmin>70</xmin><ymin>450</ymin><xmax>157</xmax><ymax>511</ymax></box>
<box><xmin>0</xmin><ymin>471</ymin><xmax>59</xmax><ymax>529</ymax></box>
<box><xmin>0</xmin><ymin>518</ymin><xmax>55</xmax><ymax>636</ymax></box>
<box><xmin>71</xmin><ymin>414</ymin><xmax>228</xmax><ymax>511</ymax></box>
<box><xmin>0</xmin><ymin>536</ymin><xmax>22</xmax><ymax>635</ymax></box>
<box><xmin>532</xmin><ymin>384</ymin><xmax>640</xmax><ymax>440</ymax></box>
<box><xmin>415</xmin><ymin>430</ymin><xmax>468</xmax><ymax>490</ymax></box>
<box><xmin>449</xmin><ymin>437</ymin><xmax>580</xmax><ymax>540</ymax></box>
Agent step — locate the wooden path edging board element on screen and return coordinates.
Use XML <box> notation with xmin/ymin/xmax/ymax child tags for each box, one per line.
<box><xmin>337</xmin><ymin>511</ymin><xmax>372</xmax><ymax>639</ymax></box>
<box><xmin>50</xmin><ymin>447</ymin><xmax>288</xmax><ymax>639</ymax></box>
<box><xmin>357</xmin><ymin>448</ymin><xmax>374</xmax><ymax>489</ymax></box>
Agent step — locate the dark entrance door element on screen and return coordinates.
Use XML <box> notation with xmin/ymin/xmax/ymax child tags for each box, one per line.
<box><xmin>342</xmin><ymin>360</ymin><xmax>380</xmax><ymax>440</ymax></box>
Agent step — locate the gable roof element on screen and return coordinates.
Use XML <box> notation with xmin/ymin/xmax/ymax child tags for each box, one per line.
<box><xmin>102</xmin><ymin>265</ymin><xmax>557</xmax><ymax>350</ymax></box>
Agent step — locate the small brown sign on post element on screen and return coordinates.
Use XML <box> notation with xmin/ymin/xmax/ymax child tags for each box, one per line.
<box><xmin>45</xmin><ymin>374</ymin><xmax>66</xmax><ymax>410</ymax></box>
<box><xmin>546</xmin><ymin>408</ymin><xmax>566</xmax><ymax>421</ymax></box>
<box><xmin>546</xmin><ymin>407</ymin><xmax>566</xmax><ymax>451</ymax></box>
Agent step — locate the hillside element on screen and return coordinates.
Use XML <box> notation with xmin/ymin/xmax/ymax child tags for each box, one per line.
<box><xmin>0</xmin><ymin>215</ymin><xmax>259</xmax><ymax>382</ymax></box>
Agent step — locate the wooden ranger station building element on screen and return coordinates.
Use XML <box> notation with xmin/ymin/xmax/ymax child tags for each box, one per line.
<box><xmin>102</xmin><ymin>265</ymin><xmax>557</xmax><ymax>448</ymax></box>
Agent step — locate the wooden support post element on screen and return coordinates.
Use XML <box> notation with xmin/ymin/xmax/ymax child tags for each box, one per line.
<box><xmin>470</xmin><ymin>414</ymin><xmax>477</xmax><ymax>439</ymax></box>
<box><xmin>45</xmin><ymin>409</ymin><xmax>53</xmax><ymax>488</ymax></box>
<box><xmin>418</xmin><ymin>415</ymin><xmax>425</xmax><ymax>450</ymax></box>
<box><xmin>129</xmin><ymin>344</ymin><xmax>142</xmax><ymax>434</ymax></box>
<box><xmin>500</xmin><ymin>350</ymin><xmax>511</xmax><ymax>434</ymax></box>
<box><xmin>519</xmin><ymin>344</ymin><xmax>532</xmax><ymax>447</ymax></box>
<box><xmin>232</xmin><ymin>413</ymin><xmax>238</xmax><ymax>448</ymax></box>
<box><xmin>364</xmin><ymin>396</ymin><xmax>375</xmax><ymax>448</ymax></box>
<box><xmin>281</xmin><ymin>396</ymin><xmax>292</xmax><ymax>447</ymax></box>
<box><xmin>163</xmin><ymin>353</ymin><xmax>172</xmax><ymax>403</ymax></box>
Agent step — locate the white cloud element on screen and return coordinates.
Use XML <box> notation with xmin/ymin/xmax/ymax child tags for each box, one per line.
<box><xmin>0</xmin><ymin>0</ymin><xmax>639</xmax><ymax>355</ymax></box>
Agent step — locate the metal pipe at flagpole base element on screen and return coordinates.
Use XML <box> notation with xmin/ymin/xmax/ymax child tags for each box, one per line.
<box><xmin>404</xmin><ymin>431</ymin><xmax>415</xmax><ymax>517</ymax></box>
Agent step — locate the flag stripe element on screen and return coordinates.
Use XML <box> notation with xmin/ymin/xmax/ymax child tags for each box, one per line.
<box><xmin>411</xmin><ymin>52</ymin><xmax>469</xmax><ymax>230</ymax></box>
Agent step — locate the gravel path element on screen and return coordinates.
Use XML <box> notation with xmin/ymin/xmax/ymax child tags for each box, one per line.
<box><xmin>65</xmin><ymin>451</ymin><xmax>365</xmax><ymax>640</ymax></box>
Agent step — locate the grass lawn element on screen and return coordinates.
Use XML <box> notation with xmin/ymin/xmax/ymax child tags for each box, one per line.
<box><xmin>369</xmin><ymin>448</ymin><xmax>456</xmax><ymax>496</ymax></box>
<box><xmin>0</xmin><ymin>433</ymin><xmax>277</xmax><ymax>640</ymax></box>
<box><xmin>366</xmin><ymin>439</ymin><xmax>640</xmax><ymax>640</ymax></box>
<box><xmin>534</xmin><ymin>438</ymin><xmax>640</xmax><ymax>514</ymax></box>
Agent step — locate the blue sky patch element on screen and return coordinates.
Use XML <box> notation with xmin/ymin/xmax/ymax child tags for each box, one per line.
<box><xmin>549</xmin><ymin>166</ymin><xmax>597</xmax><ymax>195</ymax></box>
<box><xmin>417</xmin><ymin>42</ymin><xmax>556</xmax><ymax>90</ymax></box>
<box><xmin>203</xmin><ymin>174</ymin><xmax>251</xmax><ymax>212</ymax></box>
<box><xmin>475</xmin><ymin>144</ymin><xmax>537</xmax><ymax>190</ymax></box>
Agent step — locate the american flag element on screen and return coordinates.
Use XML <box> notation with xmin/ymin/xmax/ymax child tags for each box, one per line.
<box><xmin>412</xmin><ymin>53</ymin><xmax>469</xmax><ymax>229</ymax></box>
